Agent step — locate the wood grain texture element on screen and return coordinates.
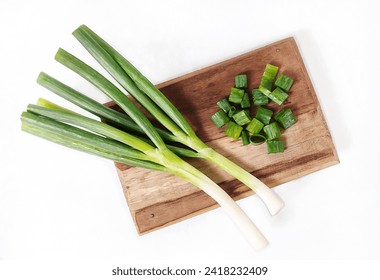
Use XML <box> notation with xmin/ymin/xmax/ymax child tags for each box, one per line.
<box><xmin>112</xmin><ymin>37</ymin><xmax>339</xmax><ymax>234</ymax></box>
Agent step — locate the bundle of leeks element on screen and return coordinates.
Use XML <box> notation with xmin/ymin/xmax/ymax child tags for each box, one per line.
<box><xmin>21</xmin><ymin>25</ymin><xmax>284</xmax><ymax>250</ymax></box>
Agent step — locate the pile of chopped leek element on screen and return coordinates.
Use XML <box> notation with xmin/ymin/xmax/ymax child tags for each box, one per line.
<box><xmin>211</xmin><ymin>65</ymin><xmax>297</xmax><ymax>153</ymax></box>
<box><xmin>21</xmin><ymin>25</ymin><xmax>285</xmax><ymax>250</ymax></box>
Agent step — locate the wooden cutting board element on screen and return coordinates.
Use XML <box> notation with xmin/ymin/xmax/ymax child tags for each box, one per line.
<box><xmin>112</xmin><ymin>37</ymin><xmax>339</xmax><ymax>235</ymax></box>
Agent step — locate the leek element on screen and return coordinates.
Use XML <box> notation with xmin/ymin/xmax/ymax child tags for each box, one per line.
<box><xmin>211</xmin><ymin>109</ymin><xmax>230</xmax><ymax>128</ymax></box>
<box><xmin>228</xmin><ymin>106</ymin><xmax>237</xmax><ymax>118</ymax></box>
<box><xmin>259</xmin><ymin>64</ymin><xmax>278</xmax><ymax>90</ymax></box>
<box><xmin>267</xmin><ymin>140</ymin><xmax>285</xmax><ymax>153</ymax></box>
<box><xmin>275</xmin><ymin>74</ymin><xmax>294</xmax><ymax>92</ymax></box>
<box><xmin>229</xmin><ymin>88</ymin><xmax>245</xmax><ymax>104</ymax></box>
<box><xmin>246</xmin><ymin>118</ymin><xmax>264</xmax><ymax>134</ymax></box>
<box><xmin>225</xmin><ymin>121</ymin><xmax>243</xmax><ymax>140</ymax></box>
<box><xmin>252</xmin><ymin>89</ymin><xmax>269</xmax><ymax>106</ymax></box>
<box><xmin>232</xmin><ymin>110</ymin><xmax>251</xmax><ymax>126</ymax></box>
<box><xmin>217</xmin><ymin>98</ymin><xmax>232</xmax><ymax>113</ymax></box>
<box><xmin>275</xmin><ymin>108</ymin><xmax>297</xmax><ymax>129</ymax></box>
<box><xmin>255</xmin><ymin>107</ymin><xmax>273</xmax><ymax>125</ymax></box>
<box><xmin>241</xmin><ymin>131</ymin><xmax>250</xmax><ymax>145</ymax></box>
<box><xmin>70</xmin><ymin>25</ymin><xmax>284</xmax><ymax>215</ymax></box>
<box><xmin>235</xmin><ymin>74</ymin><xmax>247</xmax><ymax>89</ymax></box>
<box><xmin>263</xmin><ymin>122</ymin><xmax>281</xmax><ymax>140</ymax></box>
<box><xmin>20</xmin><ymin>25</ymin><xmax>290</xmax><ymax>249</ymax></box>
<box><xmin>240</xmin><ymin>92</ymin><xmax>251</xmax><ymax>109</ymax></box>
<box><xmin>250</xmin><ymin>134</ymin><xmax>266</xmax><ymax>145</ymax></box>
<box><xmin>21</xmin><ymin>107</ymin><xmax>267</xmax><ymax>250</ymax></box>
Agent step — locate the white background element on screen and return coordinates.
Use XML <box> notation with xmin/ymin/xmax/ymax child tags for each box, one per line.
<box><xmin>1</xmin><ymin>0</ymin><xmax>379</xmax><ymax>270</ymax></box>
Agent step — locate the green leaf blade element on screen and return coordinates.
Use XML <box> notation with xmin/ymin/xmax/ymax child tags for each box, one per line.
<box><xmin>74</xmin><ymin>25</ymin><xmax>195</xmax><ymax>137</ymax></box>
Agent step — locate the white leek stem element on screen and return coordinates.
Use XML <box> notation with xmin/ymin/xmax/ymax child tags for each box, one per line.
<box><xmin>173</xmin><ymin>162</ymin><xmax>268</xmax><ymax>250</ymax></box>
<box><xmin>196</xmin><ymin>146</ymin><xmax>284</xmax><ymax>216</ymax></box>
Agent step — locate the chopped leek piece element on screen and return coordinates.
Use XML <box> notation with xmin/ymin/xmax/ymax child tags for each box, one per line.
<box><xmin>267</xmin><ymin>140</ymin><xmax>284</xmax><ymax>153</ymax></box>
<box><xmin>270</xmin><ymin>87</ymin><xmax>288</xmax><ymax>105</ymax></box>
<box><xmin>228</xmin><ymin>106</ymin><xmax>237</xmax><ymax>117</ymax></box>
<box><xmin>263</xmin><ymin>122</ymin><xmax>281</xmax><ymax>140</ymax></box>
<box><xmin>229</xmin><ymin>88</ymin><xmax>244</xmax><ymax>103</ymax></box>
<box><xmin>258</xmin><ymin>86</ymin><xmax>271</xmax><ymax>98</ymax></box>
<box><xmin>235</xmin><ymin>74</ymin><xmax>247</xmax><ymax>89</ymax></box>
<box><xmin>250</xmin><ymin>134</ymin><xmax>266</xmax><ymax>145</ymax></box>
<box><xmin>243</xmin><ymin>109</ymin><xmax>250</xmax><ymax>117</ymax></box>
<box><xmin>275</xmin><ymin>73</ymin><xmax>294</xmax><ymax>92</ymax></box>
<box><xmin>241</xmin><ymin>131</ymin><xmax>250</xmax><ymax>145</ymax></box>
<box><xmin>241</xmin><ymin>92</ymin><xmax>250</xmax><ymax>109</ymax></box>
<box><xmin>275</xmin><ymin>108</ymin><xmax>297</xmax><ymax>129</ymax></box>
<box><xmin>255</xmin><ymin>107</ymin><xmax>273</xmax><ymax>125</ymax></box>
<box><xmin>252</xmin><ymin>89</ymin><xmax>269</xmax><ymax>106</ymax></box>
<box><xmin>260</xmin><ymin>77</ymin><xmax>272</xmax><ymax>91</ymax></box>
<box><xmin>232</xmin><ymin>110</ymin><xmax>251</xmax><ymax>126</ymax></box>
<box><xmin>258</xmin><ymin>86</ymin><xmax>288</xmax><ymax>105</ymax></box>
<box><xmin>211</xmin><ymin>109</ymin><xmax>230</xmax><ymax>128</ymax></box>
<box><xmin>246</xmin><ymin>118</ymin><xmax>264</xmax><ymax>134</ymax></box>
<box><xmin>217</xmin><ymin>98</ymin><xmax>232</xmax><ymax>113</ymax></box>
<box><xmin>260</xmin><ymin>64</ymin><xmax>278</xmax><ymax>90</ymax></box>
<box><xmin>225</xmin><ymin>121</ymin><xmax>243</xmax><ymax>140</ymax></box>
<box><xmin>264</xmin><ymin>64</ymin><xmax>279</xmax><ymax>80</ymax></box>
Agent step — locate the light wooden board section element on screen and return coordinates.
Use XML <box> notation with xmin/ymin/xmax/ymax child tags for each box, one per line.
<box><xmin>112</xmin><ymin>37</ymin><xmax>339</xmax><ymax>234</ymax></box>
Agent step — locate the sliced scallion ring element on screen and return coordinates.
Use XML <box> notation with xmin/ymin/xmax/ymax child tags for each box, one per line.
<box><xmin>250</xmin><ymin>134</ymin><xmax>266</xmax><ymax>145</ymax></box>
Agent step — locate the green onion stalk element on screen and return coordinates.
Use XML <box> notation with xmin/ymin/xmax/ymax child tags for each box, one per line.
<box><xmin>66</xmin><ymin>25</ymin><xmax>284</xmax><ymax>216</ymax></box>
<box><xmin>22</xmin><ymin>103</ymin><xmax>268</xmax><ymax>250</ymax></box>
<box><xmin>20</xmin><ymin>25</ymin><xmax>286</xmax><ymax>249</ymax></box>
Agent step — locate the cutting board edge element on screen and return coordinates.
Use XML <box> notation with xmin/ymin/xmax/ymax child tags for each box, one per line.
<box><xmin>290</xmin><ymin>36</ymin><xmax>340</xmax><ymax>164</ymax></box>
<box><xmin>124</xmin><ymin>155</ymin><xmax>339</xmax><ymax>235</ymax></box>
